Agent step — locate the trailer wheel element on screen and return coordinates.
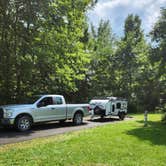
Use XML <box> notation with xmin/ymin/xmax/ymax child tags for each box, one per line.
<box><xmin>119</xmin><ymin>112</ymin><xmax>125</xmax><ymax>120</ymax></box>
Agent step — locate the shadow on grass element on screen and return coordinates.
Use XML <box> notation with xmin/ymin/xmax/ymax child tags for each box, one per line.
<box><xmin>126</xmin><ymin>120</ymin><xmax>166</xmax><ymax>146</ymax></box>
<box><xmin>88</xmin><ymin>117</ymin><xmax>120</xmax><ymax>123</ymax></box>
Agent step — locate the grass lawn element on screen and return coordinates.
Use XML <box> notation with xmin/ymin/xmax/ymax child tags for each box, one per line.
<box><xmin>0</xmin><ymin>114</ymin><xmax>166</xmax><ymax>166</ymax></box>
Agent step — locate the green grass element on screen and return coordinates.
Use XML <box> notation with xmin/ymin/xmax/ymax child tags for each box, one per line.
<box><xmin>0</xmin><ymin>114</ymin><xmax>166</xmax><ymax>166</ymax></box>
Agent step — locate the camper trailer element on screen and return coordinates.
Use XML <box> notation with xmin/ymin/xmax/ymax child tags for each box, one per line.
<box><xmin>89</xmin><ymin>97</ymin><xmax>127</xmax><ymax>120</ymax></box>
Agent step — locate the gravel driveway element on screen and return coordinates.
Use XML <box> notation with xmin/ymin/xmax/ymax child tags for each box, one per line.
<box><xmin>0</xmin><ymin>117</ymin><xmax>132</xmax><ymax>145</ymax></box>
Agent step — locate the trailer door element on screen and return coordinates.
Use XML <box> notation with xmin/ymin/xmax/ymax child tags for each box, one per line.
<box><xmin>105</xmin><ymin>102</ymin><xmax>111</xmax><ymax>115</ymax></box>
<box><xmin>110</xmin><ymin>102</ymin><xmax>117</xmax><ymax>115</ymax></box>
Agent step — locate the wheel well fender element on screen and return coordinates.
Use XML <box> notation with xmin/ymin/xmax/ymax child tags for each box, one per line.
<box><xmin>74</xmin><ymin>110</ymin><xmax>84</xmax><ymax>117</ymax></box>
<box><xmin>14</xmin><ymin>113</ymin><xmax>34</xmax><ymax>124</ymax></box>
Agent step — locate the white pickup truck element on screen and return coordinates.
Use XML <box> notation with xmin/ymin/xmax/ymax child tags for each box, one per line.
<box><xmin>0</xmin><ymin>95</ymin><xmax>90</xmax><ymax>131</ymax></box>
<box><xmin>90</xmin><ymin>97</ymin><xmax>128</xmax><ymax>120</ymax></box>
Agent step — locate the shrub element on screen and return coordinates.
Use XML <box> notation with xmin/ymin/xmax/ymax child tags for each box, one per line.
<box><xmin>161</xmin><ymin>112</ymin><xmax>166</xmax><ymax>123</ymax></box>
<box><xmin>160</xmin><ymin>104</ymin><xmax>166</xmax><ymax>123</ymax></box>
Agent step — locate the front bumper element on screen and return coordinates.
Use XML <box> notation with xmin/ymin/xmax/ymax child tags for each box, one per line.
<box><xmin>0</xmin><ymin>118</ymin><xmax>15</xmax><ymax>126</ymax></box>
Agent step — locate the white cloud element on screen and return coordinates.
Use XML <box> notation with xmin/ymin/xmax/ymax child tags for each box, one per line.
<box><xmin>88</xmin><ymin>0</ymin><xmax>166</xmax><ymax>36</ymax></box>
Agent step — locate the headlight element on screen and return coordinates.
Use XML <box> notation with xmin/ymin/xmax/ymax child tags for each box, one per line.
<box><xmin>3</xmin><ymin>109</ymin><xmax>13</xmax><ymax>118</ymax></box>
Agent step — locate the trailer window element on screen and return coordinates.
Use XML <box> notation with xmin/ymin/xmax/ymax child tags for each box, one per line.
<box><xmin>116</xmin><ymin>103</ymin><xmax>121</xmax><ymax>109</ymax></box>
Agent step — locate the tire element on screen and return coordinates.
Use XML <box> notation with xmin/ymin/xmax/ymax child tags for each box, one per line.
<box><xmin>73</xmin><ymin>112</ymin><xmax>83</xmax><ymax>125</ymax></box>
<box><xmin>119</xmin><ymin>112</ymin><xmax>125</xmax><ymax>120</ymax></box>
<box><xmin>15</xmin><ymin>115</ymin><xmax>32</xmax><ymax>132</ymax></box>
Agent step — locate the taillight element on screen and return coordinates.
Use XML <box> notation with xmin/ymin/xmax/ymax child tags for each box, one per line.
<box><xmin>87</xmin><ymin>106</ymin><xmax>91</xmax><ymax>112</ymax></box>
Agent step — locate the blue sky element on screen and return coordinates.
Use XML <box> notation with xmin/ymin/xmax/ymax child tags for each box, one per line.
<box><xmin>88</xmin><ymin>0</ymin><xmax>166</xmax><ymax>37</ymax></box>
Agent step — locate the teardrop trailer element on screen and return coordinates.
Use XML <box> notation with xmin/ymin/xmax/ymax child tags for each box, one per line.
<box><xmin>89</xmin><ymin>97</ymin><xmax>128</xmax><ymax>120</ymax></box>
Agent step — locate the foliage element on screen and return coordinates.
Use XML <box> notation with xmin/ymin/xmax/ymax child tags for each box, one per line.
<box><xmin>88</xmin><ymin>20</ymin><xmax>116</xmax><ymax>98</ymax></box>
<box><xmin>161</xmin><ymin>112</ymin><xmax>166</xmax><ymax>123</ymax></box>
<box><xmin>150</xmin><ymin>8</ymin><xmax>166</xmax><ymax>117</ymax></box>
<box><xmin>86</xmin><ymin>12</ymin><xmax>165</xmax><ymax>112</ymax></box>
<box><xmin>150</xmin><ymin>8</ymin><xmax>166</xmax><ymax>105</ymax></box>
<box><xmin>158</xmin><ymin>104</ymin><xmax>166</xmax><ymax>123</ymax></box>
<box><xmin>0</xmin><ymin>1</ymin><xmax>165</xmax><ymax>114</ymax></box>
<box><xmin>87</xmin><ymin>14</ymin><xmax>152</xmax><ymax>112</ymax></box>
<box><xmin>0</xmin><ymin>0</ymin><xmax>94</xmax><ymax>104</ymax></box>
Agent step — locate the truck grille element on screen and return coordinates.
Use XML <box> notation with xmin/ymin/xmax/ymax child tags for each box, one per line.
<box><xmin>0</xmin><ymin>108</ymin><xmax>4</xmax><ymax>119</ymax></box>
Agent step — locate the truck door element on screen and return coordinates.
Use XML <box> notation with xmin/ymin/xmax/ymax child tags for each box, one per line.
<box><xmin>51</xmin><ymin>96</ymin><xmax>66</xmax><ymax>120</ymax></box>
<box><xmin>34</xmin><ymin>97</ymin><xmax>56</xmax><ymax>122</ymax></box>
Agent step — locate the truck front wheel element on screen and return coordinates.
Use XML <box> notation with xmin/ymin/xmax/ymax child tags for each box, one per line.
<box><xmin>15</xmin><ymin>115</ymin><xmax>32</xmax><ymax>132</ymax></box>
<box><xmin>73</xmin><ymin>112</ymin><xmax>83</xmax><ymax>125</ymax></box>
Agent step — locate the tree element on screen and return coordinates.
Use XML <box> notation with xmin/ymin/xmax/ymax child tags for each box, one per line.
<box><xmin>88</xmin><ymin>20</ymin><xmax>115</xmax><ymax>98</ymax></box>
<box><xmin>0</xmin><ymin>0</ymin><xmax>49</xmax><ymax>103</ymax></box>
<box><xmin>0</xmin><ymin>0</ymin><xmax>95</xmax><ymax>104</ymax></box>
<box><xmin>150</xmin><ymin>8</ymin><xmax>166</xmax><ymax>110</ymax></box>
<box><xmin>115</xmin><ymin>14</ymin><xmax>150</xmax><ymax>111</ymax></box>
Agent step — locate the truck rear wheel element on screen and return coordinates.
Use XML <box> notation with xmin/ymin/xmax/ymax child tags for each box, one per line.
<box><xmin>73</xmin><ymin>112</ymin><xmax>83</xmax><ymax>125</ymax></box>
<box><xmin>15</xmin><ymin>115</ymin><xmax>32</xmax><ymax>132</ymax></box>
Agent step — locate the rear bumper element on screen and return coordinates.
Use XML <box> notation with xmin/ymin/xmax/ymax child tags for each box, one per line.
<box><xmin>0</xmin><ymin>118</ymin><xmax>15</xmax><ymax>126</ymax></box>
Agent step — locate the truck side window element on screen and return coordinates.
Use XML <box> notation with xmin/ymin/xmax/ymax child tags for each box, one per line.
<box><xmin>116</xmin><ymin>103</ymin><xmax>121</xmax><ymax>109</ymax></box>
<box><xmin>54</xmin><ymin>97</ymin><xmax>63</xmax><ymax>105</ymax></box>
<box><xmin>37</xmin><ymin>97</ymin><xmax>53</xmax><ymax>107</ymax></box>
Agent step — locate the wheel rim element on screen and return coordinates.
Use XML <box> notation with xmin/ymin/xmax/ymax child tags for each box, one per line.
<box><xmin>76</xmin><ymin>114</ymin><xmax>82</xmax><ymax>124</ymax></box>
<box><xmin>18</xmin><ymin>119</ymin><xmax>30</xmax><ymax>130</ymax></box>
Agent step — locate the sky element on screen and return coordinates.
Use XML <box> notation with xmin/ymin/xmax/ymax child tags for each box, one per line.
<box><xmin>88</xmin><ymin>0</ymin><xmax>166</xmax><ymax>37</ymax></box>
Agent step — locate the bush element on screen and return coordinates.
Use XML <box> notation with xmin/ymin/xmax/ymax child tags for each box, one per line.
<box><xmin>155</xmin><ymin>106</ymin><xmax>163</xmax><ymax>113</ymax></box>
<box><xmin>128</xmin><ymin>103</ymin><xmax>144</xmax><ymax>113</ymax></box>
<box><xmin>159</xmin><ymin>104</ymin><xmax>166</xmax><ymax>123</ymax></box>
<box><xmin>161</xmin><ymin>112</ymin><xmax>166</xmax><ymax>123</ymax></box>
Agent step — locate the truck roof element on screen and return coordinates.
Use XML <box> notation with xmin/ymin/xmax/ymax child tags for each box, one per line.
<box><xmin>36</xmin><ymin>94</ymin><xmax>64</xmax><ymax>98</ymax></box>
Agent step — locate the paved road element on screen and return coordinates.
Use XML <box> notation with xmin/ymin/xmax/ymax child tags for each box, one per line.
<box><xmin>0</xmin><ymin>117</ymin><xmax>132</xmax><ymax>145</ymax></box>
